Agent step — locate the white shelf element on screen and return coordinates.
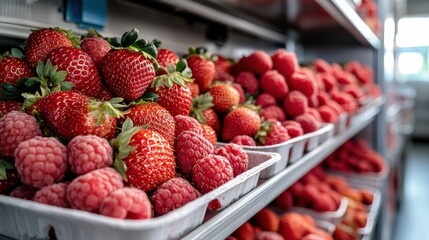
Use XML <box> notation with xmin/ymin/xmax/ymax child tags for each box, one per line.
<box><xmin>183</xmin><ymin>106</ymin><xmax>381</xmax><ymax>240</ymax></box>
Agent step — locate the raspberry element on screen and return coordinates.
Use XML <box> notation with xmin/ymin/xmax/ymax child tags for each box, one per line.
<box><xmin>33</xmin><ymin>182</ymin><xmax>70</xmax><ymax>208</ymax></box>
<box><xmin>255</xmin><ymin>231</ymin><xmax>284</xmax><ymax>240</ymax></box>
<box><xmin>308</xmin><ymin>94</ymin><xmax>319</xmax><ymax>108</ymax></box>
<box><xmin>318</xmin><ymin>105</ymin><xmax>339</xmax><ymax>123</ymax></box>
<box><xmin>97</xmin><ymin>87</ymin><xmax>113</xmax><ymax>101</ymax></box>
<box><xmin>260</xmin><ymin>70</ymin><xmax>289</xmax><ymax>100</ymax></box>
<box><xmin>287</xmin><ymin>71</ymin><xmax>317</xmax><ymax>97</ymax></box>
<box><xmin>151</xmin><ymin>177</ymin><xmax>201</xmax><ymax>216</ymax></box>
<box><xmin>260</xmin><ymin>105</ymin><xmax>286</xmax><ymax>122</ymax></box>
<box><xmin>174</xmin><ymin>115</ymin><xmax>202</xmax><ymax>137</ymax></box>
<box><xmin>234</xmin><ymin>72</ymin><xmax>260</xmax><ymax>94</ymax></box>
<box><xmin>241</xmin><ymin>50</ymin><xmax>273</xmax><ymax>76</ymax></box>
<box><xmin>201</xmin><ymin>124</ymin><xmax>217</xmax><ymax>147</ymax></box>
<box><xmin>313</xmin><ymin>59</ymin><xmax>332</xmax><ymax>74</ymax></box>
<box><xmin>0</xmin><ymin>111</ymin><xmax>42</xmax><ymax>157</ymax></box>
<box><xmin>331</xmin><ymin>92</ymin><xmax>358</xmax><ymax>114</ymax></box>
<box><xmin>284</xmin><ymin>124</ymin><xmax>304</xmax><ymax>138</ymax></box>
<box><xmin>306</xmin><ymin>108</ymin><xmax>322</xmax><ymax>122</ymax></box>
<box><xmin>176</xmin><ymin>130</ymin><xmax>214</xmax><ymax>174</ymax></box>
<box><xmin>67</xmin><ymin>135</ymin><xmax>113</xmax><ymax>175</ymax></box>
<box><xmin>192</xmin><ymin>155</ymin><xmax>233</xmax><ymax>194</ymax></box>
<box><xmin>281</xmin><ymin>120</ymin><xmax>301</xmax><ymax>128</ymax></box>
<box><xmin>325</xmin><ymin>100</ymin><xmax>344</xmax><ymax>115</ymax></box>
<box><xmin>336</xmin><ymin>71</ymin><xmax>355</xmax><ymax>85</ymax></box>
<box><xmin>255</xmin><ymin>93</ymin><xmax>276</xmax><ymax>108</ymax></box>
<box><xmin>10</xmin><ymin>185</ymin><xmax>37</xmax><ymax>199</ymax></box>
<box><xmin>230</xmin><ymin>135</ymin><xmax>256</xmax><ymax>146</ymax></box>
<box><xmin>272</xmin><ymin>50</ymin><xmax>298</xmax><ymax>78</ymax></box>
<box><xmin>316</xmin><ymin>91</ymin><xmax>332</xmax><ymax>106</ymax></box>
<box><xmin>232</xmin><ymin>83</ymin><xmax>246</xmax><ymax>104</ymax></box>
<box><xmin>67</xmin><ymin>168</ymin><xmax>124</xmax><ymax>212</ymax></box>
<box><xmin>99</xmin><ymin>187</ymin><xmax>152</xmax><ymax>219</ymax></box>
<box><xmin>215</xmin><ymin>143</ymin><xmax>249</xmax><ymax>176</ymax></box>
<box><xmin>283</xmin><ymin>91</ymin><xmax>309</xmax><ymax>117</ymax></box>
<box><xmin>319</xmin><ymin>73</ymin><xmax>337</xmax><ymax>92</ymax></box>
<box><xmin>15</xmin><ymin>137</ymin><xmax>67</xmax><ymax>188</ymax></box>
<box><xmin>295</xmin><ymin>113</ymin><xmax>320</xmax><ymax>133</ymax></box>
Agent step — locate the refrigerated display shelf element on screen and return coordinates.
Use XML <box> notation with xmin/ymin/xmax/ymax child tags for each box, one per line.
<box><xmin>183</xmin><ymin>105</ymin><xmax>381</xmax><ymax>240</ymax></box>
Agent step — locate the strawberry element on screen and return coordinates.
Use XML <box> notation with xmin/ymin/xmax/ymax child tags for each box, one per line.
<box><xmin>272</xmin><ymin>49</ymin><xmax>299</xmax><ymax>78</ymax></box>
<box><xmin>234</xmin><ymin>72</ymin><xmax>259</xmax><ymax>94</ymax></box>
<box><xmin>80</xmin><ymin>28</ymin><xmax>111</xmax><ymax>70</ymax></box>
<box><xmin>260</xmin><ymin>105</ymin><xmax>286</xmax><ymax>122</ymax></box>
<box><xmin>0</xmin><ymin>159</ymin><xmax>20</xmax><ymax>194</ymax></box>
<box><xmin>46</xmin><ymin>46</ymin><xmax>102</xmax><ymax>97</ymax></box>
<box><xmin>255</xmin><ymin>93</ymin><xmax>276</xmax><ymax>108</ymax></box>
<box><xmin>254</xmin><ymin>208</ymin><xmax>280</xmax><ymax>232</ymax></box>
<box><xmin>260</xmin><ymin>70</ymin><xmax>288</xmax><ymax>100</ymax></box>
<box><xmin>126</xmin><ymin>101</ymin><xmax>175</xmax><ymax>147</ymax></box>
<box><xmin>241</xmin><ymin>50</ymin><xmax>272</xmax><ymax>76</ymax></box>
<box><xmin>190</xmin><ymin>93</ymin><xmax>221</xmax><ymax>134</ymax></box>
<box><xmin>214</xmin><ymin>55</ymin><xmax>232</xmax><ymax>74</ymax></box>
<box><xmin>0</xmin><ymin>101</ymin><xmax>22</xmax><ymax>117</ymax></box>
<box><xmin>256</xmin><ymin>120</ymin><xmax>290</xmax><ymax>146</ymax></box>
<box><xmin>36</xmin><ymin>91</ymin><xmax>124</xmax><ymax>140</ymax></box>
<box><xmin>101</xmin><ymin>29</ymin><xmax>158</xmax><ymax>101</ymax></box>
<box><xmin>188</xmin><ymin>82</ymin><xmax>200</xmax><ymax>97</ymax></box>
<box><xmin>201</xmin><ymin>124</ymin><xmax>217</xmax><ymax>147</ymax></box>
<box><xmin>222</xmin><ymin>106</ymin><xmax>261</xmax><ymax>141</ymax></box>
<box><xmin>25</xmin><ymin>28</ymin><xmax>78</xmax><ymax>68</ymax></box>
<box><xmin>313</xmin><ymin>59</ymin><xmax>332</xmax><ymax>74</ymax></box>
<box><xmin>186</xmin><ymin>47</ymin><xmax>215</xmax><ymax>92</ymax></box>
<box><xmin>0</xmin><ymin>49</ymin><xmax>32</xmax><ymax>85</ymax></box>
<box><xmin>156</xmin><ymin>48</ymin><xmax>179</xmax><ymax>75</ymax></box>
<box><xmin>150</xmin><ymin>59</ymin><xmax>193</xmax><ymax>116</ymax></box>
<box><xmin>278</xmin><ymin>212</ymin><xmax>314</xmax><ymax>240</ymax></box>
<box><xmin>112</xmin><ymin>118</ymin><xmax>176</xmax><ymax>192</ymax></box>
<box><xmin>210</xmin><ymin>83</ymin><xmax>240</xmax><ymax>113</ymax></box>
<box><xmin>232</xmin><ymin>83</ymin><xmax>246</xmax><ymax>104</ymax></box>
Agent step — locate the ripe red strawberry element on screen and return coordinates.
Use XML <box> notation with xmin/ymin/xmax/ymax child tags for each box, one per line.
<box><xmin>234</xmin><ymin>72</ymin><xmax>260</xmax><ymax>94</ymax></box>
<box><xmin>0</xmin><ymin>101</ymin><xmax>22</xmax><ymax>117</ymax></box>
<box><xmin>313</xmin><ymin>59</ymin><xmax>332</xmax><ymax>74</ymax></box>
<box><xmin>210</xmin><ymin>83</ymin><xmax>240</xmax><ymax>113</ymax></box>
<box><xmin>188</xmin><ymin>82</ymin><xmax>200</xmax><ymax>97</ymax></box>
<box><xmin>46</xmin><ymin>46</ymin><xmax>102</xmax><ymax>97</ymax></box>
<box><xmin>222</xmin><ymin>107</ymin><xmax>261</xmax><ymax>141</ymax></box>
<box><xmin>232</xmin><ymin>83</ymin><xmax>246</xmax><ymax>104</ymax></box>
<box><xmin>278</xmin><ymin>212</ymin><xmax>314</xmax><ymax>240</ymax></box>
<box><xmin>255</xmin><ymin>93</ymin><xmax>276</xmax><ymax>108</ymax></box>
<box><xmin>150</xmin><ymin>59</ymin><xmax>193</xmax><ymax>116</ymax></box>
<box><xmin>10</xmin><ymin>185</ymin><xmax>37</xmax><ymax>199</ymax></box>
<box><xmin>287</xmin><ymin>71</ymin><xmax>317</xmax><ymax>97</ymax></box>
<box><xmin>80</xmin><ymin>29</ymin><xmax>111</xmax><ymax>69</ymax></box>
<box><xmin>176</xmin><ymin>130</ymin><xmax>214</xmax><ymax>174</ymax></box>
<box><xmin>25</xmin><ymin>28</ymin><xmax>77</xmax><ymax>68</ymax></box>
<box><xmin>186</xmin><ymin>47</ymin><xmax>215</xmax><ymax>92</ymax></box>
<box><xmin>254</xmin><ymin>208</ymin><xmax>280</xmax><ymax>232</ymax></box>
<box><xmin>36</xmin><ymin>91</ymin><xmax>122</xmax><ymax>140</ymax></box>
<box><xmin>241</xmin><ymin>50</ymin><xmax>272</xmax><ymax>76</ymax></box>
<box><xmin>0</xmin><ymin>50</ymin><xmax>32</xmax><ymax>85</ymax></box>
<box><xmin>272</xmin><ymin>49</ymin><xmax>299</xmax><ymax>78</ymax></box>
<box><xmin>233</xmin><ymin>221</ymin><xmax>255</xmax><ymax>240</ymax></box>
<box><xmin>256</xmin><ymin>120</ymin><xmax>290</xmax><ymax>146</ymax></box>
<box><xmin>260</xmin><ymin>105</ymin><xmax>286</xmax><ymax>122</ymax></box>
<box><xmin>283</xmin><ymin>91</ymin><xmax>309</xmax><ymax>117</ymax></box>
<box><xmin>260</xmin><ymin>70</ymin><xmax>288</xmax><ymax>100</ymax></box>
<box><xmin>126</xmin><ymin>102</ymin><xmax>175</xmax><ymax>147</ymax></box>
<box><xmin>295</xmin><ymin>113</ymin><xmax>320</xmax><ymax>133</ymax></box>
<box><xmin>0</xmin><ymin>160</ymin><xmax>20</xmax><ymax>195</ymax></box>
<box><xmin>190</xmin><ymin>93</ymin><xmax>221</xmax><ymax>134</ymax></box>
<box><xmin>319</xmin><ymin>73</ymin><xmax>337</xmax><ymax>92</ymax></box>
<box><xmin>101</xmin><ymin>29</ymin><xmax>157</xmax><ymax>101</ymax></box>
<box><xmin>156</xmin><ymin>48</ymin><xmax>179</xmax><ymax>75</ymax></box>
<box><xmin>274</xmin><ymin>190</ymin><xmax>293</xmax><ymax>210</ymax></box>
<box><xmin>111</xmin><ymin>119</ymin><xmax>176</xmax><ymax>192</ymax></box>
<box><xmin>97</xmin><ymin>87</ymin><xmax>113</xmax><ymax>101</ymax></box>
<box><xmin>214</xmin><ymin>55</ymin><xmax>232</xmax><ymax>74</ymax></box>
<box><xmin>201</xmin><ymin>124</ymin><xmax>217</xmax><ymax>147</ymax></box>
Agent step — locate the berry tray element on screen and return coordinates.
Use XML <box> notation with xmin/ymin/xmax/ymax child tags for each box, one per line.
<box><xmin>0</xmin><ymin>151</ymin><xmax>281</xmax><ymax>240</ymax></box>
<box><xmin>333</xmin><ymin>113</ymin><xmax>348</xmax><ymax>136</ymax></box>
<box><xmin>288</xmin><ymin>197</ymin><xmax>348</xmax><ymax>224</ymax></box>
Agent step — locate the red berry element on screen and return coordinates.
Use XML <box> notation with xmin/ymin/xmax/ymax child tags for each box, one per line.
<box><xmin>0</xmin><ymin>169</ymin><xmax>20</xmax><ymax>195</ymax></box>
<box><xmin>210</xmin><ymin>84</ymin><xmax>240</xmax><ymax>113</ymax></box>
<box><xmin>317</xmin><ymin>91</ymin><xmax>332</xmax><ymax>106</ymax></box>
<box><xmin>287</xmin><ymin>71</ymin><xmax>317</xmax><ymax>97</ymax></box>
<box><xmin>192</xmin><ymin>155</ymin><xmax>233</xmax><ymax>194</ymax></box>
<box><xmin>10</xmin><ymin>185</ymin><xmax>37</xmax><ymax>200</ymax></box>
<box><xmin>0</xmin><ymin>101</ymin><xmax>22</xmax><ymax>118</ymax></box>
<box><xmin>151</xmin><ymin>177</ymin><xmax>201</xmax><ymax>216</ymax></box>
<box><xmin>255</xmin><ymin>93</ymin><xmax>276</xmax><ymax>108</ymax></box>
<box><xmin>306</xmin><ymin>108</ymin><xmax>322</xmax><ymax>122</ymax></box>
<box><xmin>215</xmin><ymin>143</ymin><xmax>249</xmax><ymax>176</ymax></box>
<box><xmin>262</xmin><ymin>121</ymin><xmax>290</xmax><ymax>146</ymax></box>
<box><xmin>295</xmin><ymin>113</ymin><xmax>320</xmax><ymax>133</ymax></box>
<box><xmin>232</xmin><ymin>83</ymin><xmax>246</xmax><ymax>104</ymax></box>
<box><xmin>319</xmin><ymin>73</ymin><xmax>337</xmax><ymax>92</ymax></box>
<box><xmin>81</xmin><ymin>37</ymin><xmax>111</xmax><ymax>69</ymax></box>
<box><xmin>242</xmin><ymin>50</ymin><xmax>272</xmax><ymax>76</ymax></box>
<box><xmin>284</xmin><ymin>124</ymin><xmax>304</xmax><ymax>138</ymax></box>
<box><xmin>188</xmin><ymin>82</ymin><xmax>200</xmax><ymax>97</ymax></box>
<box><xmin>0</xmin><ymin>111</ymin><xmax>42</xmax><ymax>158</ymax></box>
<box><xmin>15</xmin><ymin>137</ymin><xmax>67</xmax><ymax>188</ymax></box>
<box><xmin>318</xmin><ymin>105</ymin><xmax>339</xmax><ymax>123</ymax></box>
<box><xmin>283</xmin><ymin>91</ymin><xmax>309</xmax><ymax>118</ymax></box>
<box><xmin>99</xmin><ymin>187</ymin><xmax>152</xmax><ymax>219</ymax></box>
<box><xmin>0</xmin><ymin>57</ymin><xmax>32</xmax><ymax>85</ymax></box>
<box><xmin>67</xmin><ymin>135</ymin><xmax>113</xmax><ymax>175</ymax></box>
<box><xmin>313</xmin><ymin>59</ymin><xmax>332</xmax><ymax>74</ymax></box>
<box><xmin>255</xmin><ymin>231</ymin><xmax>284</xmax><ymax>240</ymax></box>
<box><xmin>156</xmin><ymin>48</ymin><xmax>179</xmax><ymax>74</ymax></box>
<box><xmin>67</xmin><ymin>168</ymin><xmax>123</xmax><ymax>212</ymax></box>
<box><xmin>230</xmin><ymin>135</ymin><xmax>256</xmax><ymax>146</ymax></box>
<box><xmin>234</xmin><ymin>72</ymin><xmax>260</xmax><ymax>94</ymax></box>
<box><xmin>272</xmin><ymin>50</ymin><xmax>298</xmax><ymax>78</ymax></box>
<box><xmin>281</xmin><ymin>120</ymin><xmax>301</xmax><ymax>128</ymax></box>
<box><xmin>176</xmin><ymin>130</ymin><xmax>214</xmax><ymax>174</ymax></box>
<box><xmin>260</xmin><ymin>70</ymin><xmax>288</xmax><ymax>100</ymax></box>
<box><xmin>33</xmin><ymin>182</ymin><xmax>70</xmax><ymax>208</ymax></box>
<box><xmin>187</xmin><ymin>55</ymin><xmax>215</xmax><ymax>92</ymax></box>
<box><xmin>222</xmin><ymin>107</ymin><xmax>261</xmax><ymax>141</ymax></box>
<box><xmin>174</xmin><ymin>115</ymin><xmax>202</xmax><ymax>137</ymax></box>
<box><xmin>260</xmin><ymin>105</ymin><xmax>286</xmax><ymax>122</ymax></box>
<box><xmin>201</xmin><ymin>124</ymin><xmax>217</xmax><ymax>147</ymax></box>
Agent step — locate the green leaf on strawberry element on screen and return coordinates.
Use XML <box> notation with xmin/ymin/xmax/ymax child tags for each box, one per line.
<box><xmin>0</xmin><ymin>159</ymin><xmax>15</xmax><ymax>180</ymax></box>
<box><xmin>151</xmin><ymin>58</ymin><xmax>193</xmax><ymax>91</ymax></box>
<box><xmin>190</xmin><ymin>92</ymin><xmax>214</xmax><ymax>124</ymax></box>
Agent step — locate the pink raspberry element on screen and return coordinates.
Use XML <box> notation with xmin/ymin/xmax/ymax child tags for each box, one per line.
<box><xmin>0</xmin><ymin>111</ymin><xmax>42</xmax><ymax>157</ymax></box>
<box><xmin>33</xmin><ymin>182</ymin><xmax>70</xmax><ymax>208</ymax></box>
<box><xmin>317</xmin><ymin>91</ymin><xmax>332</xmax><ymax>106</ymax></box>
<box><xmin>313</xmin><ymin>59</ymin><xmax>332</xmax><ymax>74</ymax></box>
<box><xmin>255</xmin><ymin>93</ymin><xmax>276</xmax><ymax>108</ymax></box>
<box><xmin>230</xmin><ymin>135</ymin><xmax>256</xmax><ymax>146</ymax></box>
<box><xmin>174</xmin><ymin>115</ymin><xmax>202</xmax><ymax>137</ymax></box>
<box><xmin>331</xmin><ymin>92</ymin><xmax>358</xmax><ymax>114</ymax></box>
<box><xmin>284</xmin><ymin>125</ymin><xmax>304</xmax><ymax>138</ymax></box>
<box><xmin>99</xmin><ymin>187</ymin><xmax>152</xmax><ymax>219</ymax></box>
<box><xmin>295</xmin><ymin>113</ymin><xmax>320</xmax><ymax>133</ymax></box>
<box><xmin>308</xmin><ymin>94</ymin><xmax>319</xmax><ymax>108</ymax></box>
<box><xmin>319</xmin><ymin>73</ymin><xmax>337</xmax><ymax>92</ymax></box>
<box><xmin>234</xmin><ymin>72</ymin><xmax>260</xmax><ymax>94</ymax></box>
<box><xmin>176</xmin><ymin>130</ymin><xmax>214</xmax><ymax>174</ymax></box>
<box><xmin>15</xmin><ymin>137</ymin><xmax>67</xmax><ymax>188</ymax></box>
<box><xmin>287</xmin><ymin>71</ymin><xmax>317</xmax><ymax>97</ymax></box>
<box><xmin>255</xmin><ymin>231</ymin><xmax>285</xmax><ymax>240</ymax></box>
<box><xmin>281</xmin><ymin>120</ymin><xmax>302</xmax><ymax>128</ymax></box>
<box><xmin>283</xmin><ymin>91</ymin><xmax>309</xmax><ymax>118</ymax></box>
<box><xmin>306</xmin><ymin>108</ymin><xmax>322</xmax><ymax>122</ymax></box>
<box><xmin>67</xmin><ymin>168</ymin><xmax>123</xmax><ymax>212</ymax></box>
<box><xmin>10</xmin><ymin>185</ymin><xmax>37</xmax><ymax>199</ymax></box>
<box><xmin>272</xmin><ymin>50</ymin><xmax>299</xmax><ymax>78</ymax></box>
<box><xmin>192</xmin><ymin>155</ymin><xmax>233</xmax><ymax>194</ymax></box>
<box><xmin>151</xmin><ymin>177</ymin><xmax>201</xmax><ymax>216</ymax></box>
<box><xmin>260</xmin><ymin>70</ymin><xmax>289</xmax><ymax>100</ymax></box>
<box><xmin>67</xmin><ymin>135</ymin><xmax>113</xmax><ymax>175</ymax></box>
<box><xmin>215</xmin><ymin>144</ymin><xmax>249</xmax><ymax>176</ymax></box>
<box><xmin>260</xmin><ymin>105</ymin><xmax>286</xmax><ymax>122</ymax></box>
<box><xmin>325</xmin><ymin>100</ymin><xmax>344</xmax><ymax>115</ymax></box>
<box><xmin>318</xmin><ymin>105</ymin><xmax>339</xmax><ymax>123</ymax></box>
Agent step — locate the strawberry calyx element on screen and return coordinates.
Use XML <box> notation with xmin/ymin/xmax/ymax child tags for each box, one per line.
<box><xmin>128</xmin><ymin>92</ymin><xmax>159</xmax><ymax>107</ymax></box>
<box><xmin>254</xmin><ymin>119</ymin><xmax>274</xmax><ymax>145</ymax></box>
<box><xmin>88</xmin><ymin>97</ymin><xmax>128</xmax><ymax>126</ymax></box>
<box><xmin>83</xmin><ymin>28</ymin><xmax>103</xmax><ymax>38</ymax></box>
<box><xmin>115</xmin><ymin>28</ymin><xmax>160</xmax><ymax>70</ymax></box>
<box><xmin>0</xmin><ymin>48</ymin><xmax>24</xmax><ymax>60</ymax></box>
<box><xmin>231</xmin><ymin>102</ymin><xmax>261</xmax><ymax>114</ymax></box>
<box><xmin>110</xmin><ymin>118</ymin><xmax>142</xmax><ymax>180</ymax></box>
<box><xmin>190</xmin><ymin>92</ymin><xmax>214</xmax><ymax>124</ymax></box>
<box><xmin>186</xmin><ymin>46</ymin><xmax>214</xmax><ymax>61</ymax></box>
<box><xmin>151</xmin><ymin>59</ymin><xmax>193</xmax><ymax>90</ymax></box>
<box><xmin>0</xmin><ymin>158</ymin><xmax>15</xmax><ymax>180</ymax></box>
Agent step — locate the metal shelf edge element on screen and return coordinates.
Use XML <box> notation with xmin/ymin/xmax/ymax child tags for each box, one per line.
<box><xmin>183</xmin><ymin>106</ymin><xmax>380</xmax><ymax>240</ymax></box>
